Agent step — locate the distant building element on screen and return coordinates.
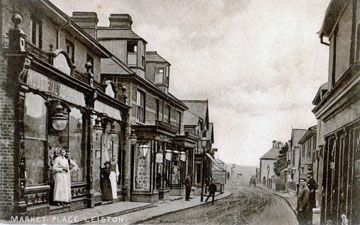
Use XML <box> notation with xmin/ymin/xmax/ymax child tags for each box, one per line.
<box><xmin>260</xmin><ymin>140</ymin><xmax>283</xmax><ymax>188</ymax></box>
<box><xmin>288</xmin><ymin>129</ymin><xmax>307</xmax><ymax>192</ymax></box>
<box><xmin>298</xmin><ymin>125</ymin><xmax>317</xmax><ymax>180</ymax></box>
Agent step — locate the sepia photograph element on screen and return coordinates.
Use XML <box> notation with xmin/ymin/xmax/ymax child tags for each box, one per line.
<box><xmin>0</xmin><ymin>0</ymin><xmax>359</xmax><ymax>224</ymax></box>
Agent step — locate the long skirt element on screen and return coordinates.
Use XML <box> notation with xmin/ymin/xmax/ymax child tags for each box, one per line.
<box><xmin>109</xmin><ymin>171</ymin><xmax>117</xmax><ymax>199</ymax></box>
<box><xmin>54</xmin><ymin>172</ymin><xmax>71</xmax><ymax>202</ymax></box>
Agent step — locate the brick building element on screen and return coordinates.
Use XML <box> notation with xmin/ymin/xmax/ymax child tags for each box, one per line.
<box><xmin>0</xmin><ymin>0</ymin><xmax>130</xmax><ymax>218</ymax></box>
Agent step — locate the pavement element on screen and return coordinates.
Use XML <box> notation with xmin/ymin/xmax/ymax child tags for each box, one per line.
<box><xmin>0</xmin><ymin>191</ymin><xmax>232</xmax><ymax>225</ymax></box>
<box><xmin>258</xmin><ymin>184</ymin><xmax>320</xmax><ymax>225</ymax></box>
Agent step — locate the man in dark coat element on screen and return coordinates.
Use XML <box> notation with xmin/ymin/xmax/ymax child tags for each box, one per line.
<box><xmin>205</xmin><ymin>181</ymin><xmax>217</xmax><ymax>204</ymax></box>
<box><xmin>297</xmin><ymin>178</ymin><xmax>312</xmax><ymax>225</ymax></box>
<box><xmin>307</xmin><ymin>172</ymin><xmax>318</xmax><ymax>224</ymax></box>
<box><xmin>184</xmin><ymin>176</ymin><xmax>192</xmax><ymax>201</ymax></box>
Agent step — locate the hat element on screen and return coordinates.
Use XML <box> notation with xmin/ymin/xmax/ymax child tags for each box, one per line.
<box><xmin>299</xmin><ymin>178</ymin><xmax>306</xmax><ymax>182</ymax></box>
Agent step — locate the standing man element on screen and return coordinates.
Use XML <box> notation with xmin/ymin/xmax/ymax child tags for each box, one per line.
<box><xmin>205</xmin><ymin>181</ymin><xmax>217</xmax><ymax>204</ymax></box>
<box><xmin>297</xmin><ymin>178</ymin><xmax>312</xmax><ymax>225</ymax></box>
<box><xmin>307</xmin><ymin>171</ymin><xmax>318</xmax><ymax>224</ymax></box>
<box><xmin>184</xmin><ymin>176</ymin><xmax>192</xmax><ymax>201</ymax></box>
<box><xmin>65</xmin><ymin>150</ymin><xmax>78</xmax><ymax>203</ymax></box>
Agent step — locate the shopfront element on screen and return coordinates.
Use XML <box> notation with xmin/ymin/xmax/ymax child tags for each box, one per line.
<box><xmin>10</xmin><ymin>49</ymin><xmax>129</xmax><ymax>217</ymax></box>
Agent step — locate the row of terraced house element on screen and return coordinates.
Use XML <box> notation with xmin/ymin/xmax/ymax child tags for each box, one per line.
<box><xmin>0</xmin><ymin>0</ymin><xmax>224</xmax><ymax>219</ymax></box>
<box><xmin>258</xmin><ymin>0</ymin><xmax>360</xmax><ymax>224</ymax></box>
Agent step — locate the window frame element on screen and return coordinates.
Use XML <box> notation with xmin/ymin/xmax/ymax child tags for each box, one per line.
<box><xmin>136</xmin><ymin>90</ymin><xmax>145</xmax><ymax>123</ymax></box>
<box><xmin>66</xmin><ymin>39</ymin><xmax>75</xmax><ymax>63</ymax></box>
<box><xmin>30</xmin><ymin>17</ymin><xmax>42</xmax><ymax>49</ymax></box>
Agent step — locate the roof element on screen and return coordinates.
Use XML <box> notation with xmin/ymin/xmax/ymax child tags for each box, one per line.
<box><xmin>145</xmin><ymin>51</ymin><xmax>171</xmax><ymax>65</ymax></box>
<box><xmin>96</xmin><ymin>28</ymin><xmax>147</xmax><ymax>43</ymax></box>
<box><xmin>319</xmin><ymin>0</ymin><xmax>349</xmax><ymax>37</ymax></box>
<box><xmin>207</xmin><ymin>122</ymin><xmax>214</xmax><ymax>144</ymax></box>
<box><xmin>291</xmin><ymin>129</ymin><xmax>307</xmax><ymax>148</ymax></box>
<box><xmin>183</xmin><ymin>110</ymin><xmax>201</xmax><ymax>126</ymax></box>
<box><xmin>298</xmin><ymin>125</ymin><xmax>317</xmax><ymax>145</ymax></box>
<box><xmin>101</xmin><ymin>57</ymin><xmax>135</xmax><ymax>75</ymax></box>
<box><xmin>260</xmin><ymin>147</ymin><xmax>280</xmax><ymax>160</ymax></box>
<box><xmin>312</xmin><ymin>82</ymin><xmax>328</xmax><ymax>105</ymax></box>
<box><xmin>182</xmin><ymin>100</ymin><xmax>209</xmax><ymax>126</ymax></box>
<box><xmin>37</xmin><ymin>0</ymin><xmax>112</xmax><ymax>58</ymax></box>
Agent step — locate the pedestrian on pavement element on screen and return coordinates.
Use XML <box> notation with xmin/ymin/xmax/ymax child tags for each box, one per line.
<box><xmin>297</xmin><ymin>178</ymin><xmax>312</xmax><ymax>225</ymax></box>
<box><xmin>65</xmin><ymin>150</ymin><xmax>78</xmax><ymax>204</ymax></box>
<box><xmin>52</xmin><ymin>148</ymin><xmax>71</xmax><ymax>206</ymax></box>
<box><xmin>205</xmin><ymin>181</ymin><xmax>217</xmax><ymax>204</ymax></box>
<box><xmin>184</xmin><ymin>176</ymin><xmax>192</xmax><ymax>201</ymax></box>
<box><xmin>101</xmin><ymin>161</ymin><xmax>112</xmax><ymax>201</ymax></box>
<box><xmin>306</xmin><ymin>171</ymin><xmax>318</xmax><ymax>224</ymax></box>
<box><xmin>109</xmin><ymin>156</ymin><xmax>119</xmax><ymax>200</ymax></box>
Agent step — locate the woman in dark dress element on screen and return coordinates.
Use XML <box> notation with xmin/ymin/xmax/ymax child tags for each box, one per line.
<box><xmin>101</xmin><ymin>162</ymin><xmax>112</xmax><ymax>201</ymax></box>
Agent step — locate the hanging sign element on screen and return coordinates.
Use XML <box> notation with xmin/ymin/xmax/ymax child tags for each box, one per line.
<box><xmin>156</xmin><ymin>153</ymin><xmax>163</xmax><ymax>163</ymax></box>
<box><xmin>180</xmin><ymin>153</ymin><xmax>186</xmax><ymax>162</ymax></box>
<box><xmin>165</xmin><ymin>151</ymin><xmax>172</xmax><ymax>161</ymax></box>
<box><xmin>94</xmin><ymin>100</ymin><xmax>122</xmax><ymax>121</ymax></box>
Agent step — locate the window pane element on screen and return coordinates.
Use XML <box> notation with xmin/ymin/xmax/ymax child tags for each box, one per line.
<box><xmin>24</xmin><ymin>93</ymin><xmax>46</xmax><ymax>186</ymax></box>
<box><xmin>68</xmin><ymin>108</ymin><xmax>85</xmax><ymax>182</ymax></box>
<box><xmin>25</xmin><ymin>139</ymin><xmax>45</xmax><ymax>185</ymax></box>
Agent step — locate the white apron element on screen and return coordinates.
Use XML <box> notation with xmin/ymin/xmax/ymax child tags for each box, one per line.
<box><xmin>53</xmin><ymin>156</ymin><xmax>71</xmax><ymax>202</ymax></box>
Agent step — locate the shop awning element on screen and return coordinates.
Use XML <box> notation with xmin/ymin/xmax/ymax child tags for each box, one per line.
<box><xmin>205</xmin><ymin>153</ymin><xmax>225</xmax><ymax>172</ymax></box>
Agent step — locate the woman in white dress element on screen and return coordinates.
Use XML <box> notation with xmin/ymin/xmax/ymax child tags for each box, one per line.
<box><xmin>109</xmin><ymin>156</ymin><xmax>119</xmax><ymax>200</ymax></box>
<box><xmin>52</xmin><ymin>148</ymin><xmax>71</xmax><ymax>206</ymax></box>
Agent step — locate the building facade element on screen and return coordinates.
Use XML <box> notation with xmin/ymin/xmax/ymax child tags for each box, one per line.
<box><xmin>313</xmin><ymin>0</ymin><xmax>360</xmax><ymax>223</ymax></box>
<box><xmin>72</xmin><ymin>12</ymin><xmax>191</xmax><ymax>202</ymax></box>
<box><xmin>0</xmin><ymin>0</ymin><xmax>131</xmax><ymax>218</ymax></box>
<box><xmin>259</xmin><ymin>141</ymin><xmax>282</xmax><ymax>188</ymax></box>
<box><xmin>288</xmin><ymin>129</ymin><xmax>307</xmax><ymax>192</ymax></box>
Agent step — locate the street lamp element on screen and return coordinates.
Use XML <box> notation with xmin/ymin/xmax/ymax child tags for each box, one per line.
<box><xmin>267</xmin><ymin>165</ymin><xmax>270</xmax><ymax>188</ymax></box>
<box><xmin>200</xmin><ymin>137</ymin><xmax>207</xmax><ymax>202</ymax></box>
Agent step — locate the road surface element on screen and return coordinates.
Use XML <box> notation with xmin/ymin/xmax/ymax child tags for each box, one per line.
<box><xmin>141</xmin><ymin>184</ymin><xmax>298</xmax><ymax>225</ymax></box>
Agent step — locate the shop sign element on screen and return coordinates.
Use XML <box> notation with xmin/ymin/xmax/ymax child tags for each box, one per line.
<box><xmin>27</xmin><ymin>69</ymin><xmax>85</xmax><ymax>106</ymax></box>
<box><xmin>156</xmin><ymin>153</ymin><xmax>163</xmax><ymax>163</ymax></box>
<box><xmin>94</xmin><ymin>100</ymin><xmax>122</xmax><ymax>121</ymax></box>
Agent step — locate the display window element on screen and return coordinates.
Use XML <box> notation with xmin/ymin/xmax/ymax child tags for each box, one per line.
<box><xmin>24</xmin><ymin>93</ymin><xmax>47</xmax><ymax>186</ymax></box>
<box><xmin>68</xmin><ymin>108</ymin><xmax>85</xmax><ymax>182</ymax></box>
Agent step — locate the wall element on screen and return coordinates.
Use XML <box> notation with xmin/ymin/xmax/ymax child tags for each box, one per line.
<box><xmin>260</xmin><ymin>159</ymin><xmax>276</xmax><ymax>182</ymax></box>
<box><xmin>0</xmin><ymin>52</ymin><xmax>15</xmax><ymax>218</ymax></box>
<box><xmin>335</xmin><ymin>3</ymin><xmax>352</xmax><ymax>83</ymax></box>
<box><xmin>323</xmin><ymin>98</ymin><xmax>360</xmax><ymax>135</ymax></box>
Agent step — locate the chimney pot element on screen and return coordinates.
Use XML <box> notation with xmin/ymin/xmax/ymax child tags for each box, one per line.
<box><xmin>71</xmin><ymin>12</ymin><xmax>98</xmax><ymax>38</ymax></box>
<box><xmin>109</xmin><ymin>14</ymin><xmax>132</xmax><ymax>29</ymax></box>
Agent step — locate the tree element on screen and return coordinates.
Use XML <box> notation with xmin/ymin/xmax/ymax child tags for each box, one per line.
<box><xmin>274</xmin><ymin>143</ymin><xmax>289</xmax><ymax>176</ymax></box>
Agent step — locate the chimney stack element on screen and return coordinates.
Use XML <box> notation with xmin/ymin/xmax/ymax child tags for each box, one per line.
<box><xmin>109</xmin><ymin>14</ymin><xmax>132</xmax><ymax>29</ymax></box>
<box><xmin>272</xmin><ymin>140</ymin><xmax>277</xmax><ymax>148</ymax></box>
<box><xmin>71</xmin><ymin>12</ymin><xmax>98</xmax><ymax>38</ymax></box>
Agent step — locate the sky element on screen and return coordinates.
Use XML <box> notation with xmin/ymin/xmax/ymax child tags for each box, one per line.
<box><xmin>52</xmin><ymin>0</ymin><xmax>331</xmax><ymax>167</ymax></box>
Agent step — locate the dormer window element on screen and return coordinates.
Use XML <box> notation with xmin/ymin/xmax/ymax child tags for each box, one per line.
<box><xmin>127</xmin><ymin>41</ymin><xmax>137</xmax><ymax>66</ymax></box>
<box><xmin>155</xmin><ymin>67</ymin><xmax>164</xmax><ymax>84</ymax></box>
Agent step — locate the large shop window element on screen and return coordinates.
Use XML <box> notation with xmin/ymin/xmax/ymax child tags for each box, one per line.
<box><xmin>24</xmin><ymin>93</ymin><xmax>47</xmax><ymax>186</ymax></box>
<box><xmin>68</xmin><ymin>108</ymin><xmax>85</xmax><ymax>182</ymax></box>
